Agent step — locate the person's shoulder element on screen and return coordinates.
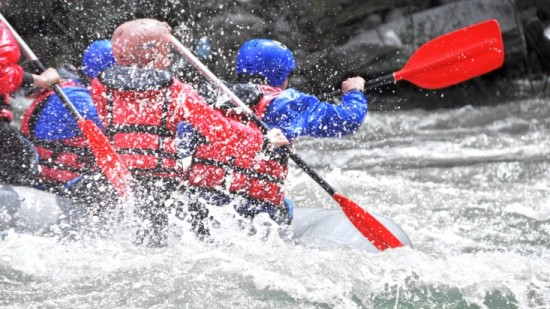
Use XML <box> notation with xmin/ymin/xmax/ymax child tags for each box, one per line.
<box><xmin>268</xmin><ymin>88</ymin><xmax>313</xmax><ymax>113</ymax></box>
<box><xmin>99</xmin><ymin>66</ymin><xmax>173</xmax><ymax>90</ymax></box>
<box><xmin>276</xmin><ymin>88</ymin><xmax>318</xmax><ymax>104</ymax></box>
<box><xmin>275</xmin><ymin>88</ymin><xmax>303</xmax><ymax>100</ymax></box>
<box><xmin>230</xmin><ymin>83</ymin><xmax>263</xmax><ymax>106</ymax></box>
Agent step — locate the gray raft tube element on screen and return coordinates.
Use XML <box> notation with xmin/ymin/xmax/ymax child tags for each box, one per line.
<box><xmin>292</xmin><ymin>208</ymin><xmax>412</xmax><ymax>252</ymax></box>
<box><xmin>1</xmin><ymin>184</ymin><xmax>412</xmax><ymax>252</ymax></box>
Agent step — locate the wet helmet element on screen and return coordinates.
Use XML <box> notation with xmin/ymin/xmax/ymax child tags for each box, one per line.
<box><xmin>81</xmin><ymin>40</ymin><xmax>116</xmax><ymax>78</ymax></box>
<box><xmin>111</xmin><ymin>18</ymin><xmax>172</xmax><ymax>69</ymax></box>
<box><xmin>236</xmin><ymin>39</ymin><xmax>295</xmax><ymax>87</ymax></box>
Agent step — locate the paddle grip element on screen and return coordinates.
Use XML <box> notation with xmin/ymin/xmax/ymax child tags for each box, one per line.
<box><xmin>318</xmin><ymin>73</ymin><xmax>395</xmax><ymax>101</ymax></box>
<box><xmin>30</xmin><ymin>60</ymin><xmax>46</xmax><ymax>74</ymax></box>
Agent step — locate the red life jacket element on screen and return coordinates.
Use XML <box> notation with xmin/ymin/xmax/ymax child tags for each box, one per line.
<box><xmin>95</xmin><ymin>66</ymin><xmax>181</xmax><ymax>180</ymax></box>
<box><xmin>1</xmin><ymin>21</ymin><xmax>24</xmax><ymax>123</ymax></box>
<box><xmin>20</xmin><ymin>81</ymin><xmax>96</xmax><ymax>187</ymax></box>
<box><xmin>186</xmin><ymin>85</ymin><xmax>288</xmax><ymax>207</ymax></box>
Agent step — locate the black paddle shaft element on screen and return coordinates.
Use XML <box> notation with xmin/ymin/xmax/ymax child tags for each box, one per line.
<box><xmin>29</xmin><ymin>60</ymin><xmax>84</xmax><ymax>121</ymax></box>
<box><xmin>288</xmin><ymin>152</ymin><xmax>337</xmax><ymax>196</ymax></box>
<box><xmin>319</xmin><ymin>73</ymin><xmax>396</xmax><ymax>101</ymax></box>
<box><xmin>170</xmin><ymin>36</ymin><xmax>339</xmax><ymax>197</ymax></box>
<box><xmin>249</xmin><ymin>114</ymin><xmax>338</xmax><ymax>197</ymax></box>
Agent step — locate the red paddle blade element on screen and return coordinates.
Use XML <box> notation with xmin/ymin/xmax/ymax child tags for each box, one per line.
<box><xmin>333</xmin><ymin>193</ymin><xmax>403</xmax><ymax>251</ymax></box>
<box><xmin>78</xmin><ymin>119</ymin><xmax>132</xmax><ymax>197</ymax></box>
<box><xmin>395</xmin><ymin>19</ymin><xmax>504</xmax><ymax>89</ymax></box>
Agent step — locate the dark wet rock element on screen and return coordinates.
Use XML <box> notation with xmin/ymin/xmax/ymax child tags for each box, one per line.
<box><xmin>523</xmin><ymin>17</ymin><xmax>550</xmax><ymax>75</ymax></box>
<box><xmin>327</xmin><ymin>0</ymin><xmax>523</xmax><ymax>82</ymax></box>
<box><xmin>313</xmin><ymin>0</ymin><xmax>536</xmax><ymax>109</ymax></box>
<box><xmin>2</xmin><ymin>0</ymin><xmax>550</xmax><ymax>109</ymax></box>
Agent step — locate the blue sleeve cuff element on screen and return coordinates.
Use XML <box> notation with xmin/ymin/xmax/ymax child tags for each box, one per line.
<box><xmin>342</xmin><ymin>90</ymin><xmax>367</xmax><ymax>102</ymax></box>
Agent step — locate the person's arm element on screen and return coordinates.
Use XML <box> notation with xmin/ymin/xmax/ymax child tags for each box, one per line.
<box><xmin>263</xmin><ymin>79</ymin><xmax>368</xmax><ymax>139</ymax></box>
<box><xmin>340</xmin><ymin>76</ymin><xmax>365</xmax><ymax>94</ymax></box>
<box><xmin>21</xmin><ymin>68</ymin><xmax>61</xmax><ymax>88</ymax></box>
<box><xmin>262</xmin><ymin>128</ymin><xmax>289</xmax><ymax>150</ymax></box>
<box><xmin>176</xmin><ymin>119</ymin><xmax>288</xmax><ymax>159</ymax></box>
<box><xmin>172</xmin><ymin>81</ymin><xmax>269</xmax><ymax>159</ymax></box>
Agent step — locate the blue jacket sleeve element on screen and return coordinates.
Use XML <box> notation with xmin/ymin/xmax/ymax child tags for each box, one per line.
<box><xmin>262</xmin><ymin>89</ymin><xmax>367</xmax><ymax>140</ymax></box>
<box><xmin>34</xmin><ymin>86</ymin><xmax>103</xmax><ymax>140</ymax></box>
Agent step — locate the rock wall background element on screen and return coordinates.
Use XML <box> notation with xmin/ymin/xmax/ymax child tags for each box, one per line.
<box><xmin>2</xmin><ymin>0</ymin><xmax>550</xmax><ymax>109</ymax></box>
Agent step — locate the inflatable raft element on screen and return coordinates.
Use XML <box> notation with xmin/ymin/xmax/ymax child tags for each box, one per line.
<box><xmin>0</xmin><ymin>184</ymin><xmax>412</xmax><ymax>251</ymax></box>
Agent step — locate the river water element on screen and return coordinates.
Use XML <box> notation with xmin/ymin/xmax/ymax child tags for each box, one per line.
<box><xmin>1</xmin><ymin>97</ymin><xmax>549</xmax><ymax>308</ymax></box>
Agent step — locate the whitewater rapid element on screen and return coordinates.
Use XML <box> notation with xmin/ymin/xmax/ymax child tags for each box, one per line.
<box><xmin>2</xmin><ymin>98</ymin><xmax>549</xmax><ymax>308</ymax></box>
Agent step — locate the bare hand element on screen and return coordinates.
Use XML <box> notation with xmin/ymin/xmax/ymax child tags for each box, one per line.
<box><xmin>265</xmin><ymin>128</ymin><xmax>289</xmax><ymax>150</ymax></box>
<box><xmin>32</xmin><ymin>68</ymin><xmax>61</xmax><ymax>88</ymax></box>
<box><xmin>341</xmin><ymin>76</ymin><xmax>366</xmax><ymax>93</ymax></box>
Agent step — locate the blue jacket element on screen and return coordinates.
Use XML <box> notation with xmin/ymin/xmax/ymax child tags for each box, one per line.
<box><xmin>177</xmin><ymin>87</ymin><xmax>367</xmax><ymax>152</ymax></box>
<box><xmin>262</xmin><ymin>88</ymin><xmax>367</xmax><ymax>141</ymax></box>
<box><xmin>20</xmin><ymin>83</ymin><xmax>104</xmax><ymax>189</ymax></box>
<box><xmin>32</xmin><ymin>85</ymin><xmax>103</xmax><ymax>140</ymax></box>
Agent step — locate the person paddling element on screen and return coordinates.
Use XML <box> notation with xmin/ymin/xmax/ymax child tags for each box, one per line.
<box><xmin>80</xmin><ymin>19</ymin><xmax>288</xmax><ymax>246</ymax></box>
<box><xmin>179</xmin><ymin>39</ymin><xmax>368</xmax><ymax>230</ymax></box>
<box><xmin>20</xmin><ymin>40</ymin><xmax>116</xmax><ymax>192</ymax></box>
<box><xmin>1</xmin><ymin>20</ymin><xmax>60</xmax><ymax>186</ymax></box>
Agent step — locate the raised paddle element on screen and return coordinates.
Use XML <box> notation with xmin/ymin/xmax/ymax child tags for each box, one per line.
<box><xmin>170</xmin><ymin>36</ymin><xmax>404</xmax><ymax>251</ymax></box>
<box><xmin>0</xmin><ymin>13</ymin><xmax>133</xmax><ymax>197</ymax></box>
<box><xmin>321</xmin><ymin>19</ymin><xmax>504</xmax><ymax>99</ymax></box>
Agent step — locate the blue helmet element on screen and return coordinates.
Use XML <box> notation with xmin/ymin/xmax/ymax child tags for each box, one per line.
<box><xmin>236</xmin><ymin>39</ymin><xmax>295</xmax><ymax>87</ymax></box>
<box><xmin>81</xmin><ymin>40</ymin><xmax>116</xmax><ymax>78</ymax></box>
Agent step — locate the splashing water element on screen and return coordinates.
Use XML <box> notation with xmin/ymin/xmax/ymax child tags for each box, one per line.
<box><xmin>2</xmin><ymin>98</ymin><xmax>550</xmax><ymax>308</ymax></box>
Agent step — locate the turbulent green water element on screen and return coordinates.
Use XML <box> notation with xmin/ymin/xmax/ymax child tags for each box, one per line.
<box><xmin>1</xmin><ymin>98</ymin><xmax>549</xmax><ymax>308</ymax></box>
